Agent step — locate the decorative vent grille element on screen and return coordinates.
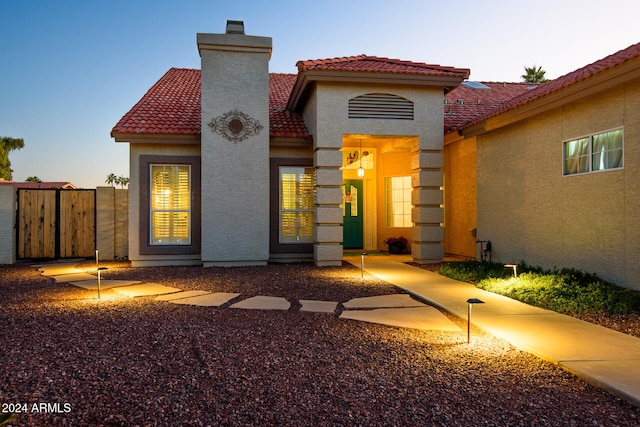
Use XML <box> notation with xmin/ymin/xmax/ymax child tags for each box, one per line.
<box><xmin>348</xmin><ymin>93</ymin><xmax>414</xmax><ymax>120</ymax></box>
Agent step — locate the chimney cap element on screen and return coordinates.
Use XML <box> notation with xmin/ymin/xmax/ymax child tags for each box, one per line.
<box><xmin>226</xmin><ymin>20</ymin><xmax>245</xmax><ymax>35</ymax></box>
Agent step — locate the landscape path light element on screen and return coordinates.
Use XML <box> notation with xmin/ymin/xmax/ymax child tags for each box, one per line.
<box><xmin>466</xmin><ymin>298</ymin><xmax>485</xmax><ymax>343</ymax></box>
<box><xmin>360</xmin><ymin>252</ymin><xmax>368</xmax><ymax>283</ymax></box>
<box><xmin>505</xmin><ymin>264</ymin><xmax>518</xmax><ymax>278</ymax></box>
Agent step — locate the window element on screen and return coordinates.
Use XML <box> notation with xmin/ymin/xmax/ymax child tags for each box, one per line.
<box><xmin>279</xmin><ymin>166</ymin><xmax>314</xmax><ymax>243</ymax></box>
<box><xmin>385</xmin><ymin>176</ymin><xmax>412</xmax><ymax>227</ymax></box>
<box><xmin>564</xmin><ymin>129</ymin><xmax>623</xmax><ymax>175</ymax></box>
<box><xmin>150</xmin><ymin>165</ymin><xmax>191</xmax><ymax>244</ymax></box>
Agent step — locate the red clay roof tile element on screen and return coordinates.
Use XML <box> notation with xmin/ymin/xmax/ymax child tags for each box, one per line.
<box><xmin>112</xmin><ymin>68</ymin><xmax>201</xmax><ymax>136</ymax></box>
<box><xmin>297</xmin><ymin>55</ymin><xmax>470</xmax><ymax>78</ymax></box>
<box><xmin>111</xmin><ymin>68</ymin><xmax>310</xmax><ymax>139</ymax></box>
<box><xmin>450</xmin><ymin>42</ymin><xmax>640</xmax><ymax>132</ymax></box>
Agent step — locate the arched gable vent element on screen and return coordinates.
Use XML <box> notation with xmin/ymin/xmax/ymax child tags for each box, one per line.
<box><xmin>348</xmin><ymin>93</ymin><xmax>414</xmax><ymax>120</ymax></box>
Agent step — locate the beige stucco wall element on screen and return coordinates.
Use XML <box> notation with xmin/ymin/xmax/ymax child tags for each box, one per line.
<box><xmin>198</xmin><ymin>32</ymin><xmax>272</xmax><ymax>267</ymax></box>
<box><xmin>302</xmin><ymin>82</ymin><xmax>446</xmax><ymax>263</ymax></box>
<box><xmin>476</xmin><ymin>81</ymin><xmax>640</xmax><ymax>289</ymax></box>
<box><xmin>0</xmin><ymin>186</ymin><xmax>16</xmax><ymax>264</ymax></box>
<box><xmin>444</xmin><ymin>136</ymin><xmax>477</xmax><ymax>258</ymax></box>
<box><xmin>129</xmin><ymin>143</ymin><xmax>201</xmax><ymax>266</ymax></box>
<box><xmin>96</xmin><ymin>187</ymin><xmax>129</xmax><ymax>261</ymax></box>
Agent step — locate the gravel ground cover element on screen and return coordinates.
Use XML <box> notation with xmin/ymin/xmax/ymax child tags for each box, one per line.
<box><xmin>1</xmin><ymin>261</ymin><xmax>639</xmax><ymax>426</ymax></box>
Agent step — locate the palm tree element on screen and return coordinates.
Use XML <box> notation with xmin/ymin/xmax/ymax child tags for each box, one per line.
<box><xmin>118</xmin><ymin>176</ymin><xmax>130</xmax><ymax>189</ymax></box>
<box><xmin>521</xmin><ymin>65</ymin><xmax>549</xmax><ymax>83</ymax></box>
<box><xmin>25</xmin><ymin>176</ymin><xmax>41</xmax><ymax>183</ymax></box>
<box><xmin>105</xmin><ymin>173</ymin><xmax>117</xmax><ymax>187</ymax></box>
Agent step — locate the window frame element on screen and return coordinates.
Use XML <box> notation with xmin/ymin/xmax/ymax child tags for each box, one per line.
<box><xmin>139</xmin><ymin>155</ymin><xmax>201</xmax><ymax>255</ymax></box>
<box><xmin>563</xmin><ymin>128</ymin><xmax>624</xmax><ymax>176</ymax></box>
<box><xmin>270</xmin><ymin>158</ymin><xmax>314</xmax><ymax>254</ymax></box>
<box><xmin>384</xmin><ymin>175</ymin><xmax>413</xmax><ymax>228</ymax></box>
<box><xmin>149</xmin><ymin>164</ymin><xmax>192</xmax><ymax>245</ymax></box>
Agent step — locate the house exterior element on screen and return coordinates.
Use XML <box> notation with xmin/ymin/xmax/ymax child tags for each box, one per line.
<box><xmin>444</xmin><ymin>42</ymin><xmax>640</xmax><ymax>290</ymax></box>
<box><xmin>112</xmin><ymin>20</ymin><xmax>640</xmax><ymax>290</ymax></box>
<box><xmin>111</xmin><ymin>21</ymin><xmax>469</xmax><ymax>267</ymax></box>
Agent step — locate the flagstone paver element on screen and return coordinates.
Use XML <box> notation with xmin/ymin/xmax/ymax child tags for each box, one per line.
<box><xmin>299</xmin><ymin>300</ymin><xmax>338</xmax><ymax>313</ymax></box>
<box><xmin>231</xmin><ymin>295</ymin><xmax>291</xmax><ymax>310</ymax></box>
<box><xmin>155</xmin><ymin>290</ymin><xmax>212</xmax><ymax>301</ymax></box>
<box><xmin>70</xmin><ymin>279</ymin><xmax>142</xmax><ymax>290</ymax></box>
<box><xmin>112</xmin><ymin>283</ymin><xmax>182</xmax><ymax>297</ymax></box>
<box><xmin>340</xmin><ymin>306</ymin><xmax>461</xmax><ymax>331</ymax></box>
<box><xmin>38</xmin><ymin>265</ymin><xmax>85</xmax><ymax>276</ymax></box>
<box><xmin>53</xmin><ymin>273</ymin><xmax>101</xmax><ymax>283</ymax></box>
<box><xmin>342</xmin><ymin>293</ymin><xmax>426</xmax><ymax>309</ymax></box>
<box><xmin>168</xmin><ymin>292</ymin><xmax>241</xmax><ymax>307</ymax></box>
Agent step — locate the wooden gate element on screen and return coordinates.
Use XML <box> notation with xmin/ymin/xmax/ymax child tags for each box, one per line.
<box><xmin>17</xmin><ymin>189</ymin><xmax>96</xmax><ymax>259</ymax></box>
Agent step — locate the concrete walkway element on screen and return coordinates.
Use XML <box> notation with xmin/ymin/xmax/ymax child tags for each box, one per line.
<box><xmin>344</xmin><ymin>255</ymin><xmax>640</xmax><ymax>407</ymax></box>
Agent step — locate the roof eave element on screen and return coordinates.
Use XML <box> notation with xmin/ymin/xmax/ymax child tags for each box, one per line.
<box><xmin>111</xmin><ymin>132</ymin><xmax>201</xmax><ymax>144</ymax></box>
<box><xmin>287</xmin><ymin>70</ymin><xmax>468</xmax><ymax>112</ymax></box>
<box><xmin>460</xmin><ymin>56</ymin><xmax>640</xmax><ymax>138</ymax></box>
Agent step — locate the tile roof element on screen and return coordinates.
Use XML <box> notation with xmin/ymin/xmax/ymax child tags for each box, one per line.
<box><xmin>111</xmin><ymin>68</ymin><xmax>310</xmax><ymax>139</ymax></box>
<box><xmin>296</xmin><ymin>55</ymin><xmax>470</xmax><ymax>78</ymax></box>
<box><xmin>450</xmin><ymin>42</ymin><xmax>640</xmax><ymax>132</ymax></box>
<box><xmin>0</xmin><ymin>181</ymin><xmax>77</xmax><ymax>189</ymax></box>
<box><xmin>112</xmin><ymin>68</ymin><xmax>201</xmax><ymax>136</ymax></box>
<box><xmin>269</xmin><ymin>74</ymin><xmax>310</xmax><ymax>138</ymax></box>
<box><xmin>444</xmin><ymin>82</ymin><xmax>533</xmax><ymax>133</ymax></box>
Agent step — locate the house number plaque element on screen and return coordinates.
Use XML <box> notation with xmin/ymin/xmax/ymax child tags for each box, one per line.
<box><xmin>208</xmin><ymin>110</ymin><xmax>263</xmax><ymax>143</ymax></box>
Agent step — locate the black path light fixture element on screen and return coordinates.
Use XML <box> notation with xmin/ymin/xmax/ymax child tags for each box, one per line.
<box><xmin>466</xmin><ymin>298</ymin><xmax>485</xmax><ymax>343</ymax></box>
<box><xmin>95</xmin><ymin>249</ymin><xmax>108</xmax><ymax>299</ymax></box>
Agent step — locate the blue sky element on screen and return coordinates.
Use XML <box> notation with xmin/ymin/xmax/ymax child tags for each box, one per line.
<box><xmin>2</xmin><ymin>0</ymin><xmax>638</xmax><ymax>188</ymax></box>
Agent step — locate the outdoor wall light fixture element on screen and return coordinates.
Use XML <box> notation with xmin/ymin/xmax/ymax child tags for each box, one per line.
<box><xmin>466</xmin><ymin>298</ymin><xmax>485</xmax><ymax>343</ymax></box>
<box><xmin>505</xmin><ymin>264</ymin><xmax>518</xmax><ymax>278</ymax></box>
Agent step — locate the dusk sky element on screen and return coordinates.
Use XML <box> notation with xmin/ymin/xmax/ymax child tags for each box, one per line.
<box><xmin>2</xmin><ymin>0</ymin><xmax>638</xmax><ymax>188</ymax></box>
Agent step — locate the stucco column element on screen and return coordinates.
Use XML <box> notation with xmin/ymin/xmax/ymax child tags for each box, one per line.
<box><xmin>0</xmin><ymin>186</ymin><xmax>16</xmax><ymax>264</ymax></box>
<box><xmin>411</xmin><ymin>148</ymin><xmax>445</xmax><ymax>263</ymax></box>
<box><xmin>198</xmin><ymin>29</ymin><xmax>272</xmax><ymax>266</ymax></box>
<box><xmin>313</xmin><ymin>147</ymin><xmax>343</xmax><ymax>266</ymax></box>
<box><xmin>96</xmin><ymin>186</ymin><xmax>115</xmax><ymax>260</ymax></box>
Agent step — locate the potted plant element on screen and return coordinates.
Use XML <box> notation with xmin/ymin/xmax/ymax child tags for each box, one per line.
<box><xmin>384</xmin><ymin>236</ymin><xmax>408</xmax><ymax>254</ymax></box>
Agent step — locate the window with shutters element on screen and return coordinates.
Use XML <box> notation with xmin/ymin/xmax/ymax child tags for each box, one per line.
<box><xmin>150</xmin><ymin>165</ymin><xmax>191</xmax><ymax>244</ymax></box>
<box><xmin>279</xmin><ymin>166</ymin><xmax>314</xmax><ymax>243</ymax></box>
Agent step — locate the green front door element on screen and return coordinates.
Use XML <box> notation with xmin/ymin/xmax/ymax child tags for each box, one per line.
<box><xmin>342</xmin><ymin>180</ymin><xmax>363</xmax><ymax>249</ymax></box>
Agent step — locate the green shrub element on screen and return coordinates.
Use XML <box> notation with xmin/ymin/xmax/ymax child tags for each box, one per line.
<box><xmin>438</xmin><ymin>261</ymin><xmax>640</xmax><ymax>314</ymax></box>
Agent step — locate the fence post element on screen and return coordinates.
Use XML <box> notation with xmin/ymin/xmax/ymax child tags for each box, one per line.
<box><xmin>96</xmin><ymin>186</ymin><xmax>115</xmax><ymax>260</ymax></box>
<box><xmin>0</xmin><ymin>186</ymin><xmax>16</xmax><ymax>264</ymax></box>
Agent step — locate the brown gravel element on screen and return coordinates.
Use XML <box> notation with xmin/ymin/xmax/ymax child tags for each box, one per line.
<box><xmin>1</xmin><ymin>260</ymin><xmax>639</xmax><ymax>426</ymax></box>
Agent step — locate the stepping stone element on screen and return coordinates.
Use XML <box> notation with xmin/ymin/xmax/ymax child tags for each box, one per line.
<box><xmin>342</xmin><ymin>294</ymin><xmax>426</xmax><ymax>309</ymax></box>
<box><xmin>299</xmin><ymin>300</ymin><xmax>338</xmax><ymax>313</ymax></box>
<box><xmin>155</xmin><ymin>290</ymin><xmax>212</xmax><ymax>301</ymax></box>
<box><xmin>70</xmin><ymin>279</ymin><xmax>142</xmax><ymax>290</ymax></box>
<box><xmin>52</xmin><ymin>273</ymin><xmax>99</xmax><ymax>283</ymax></box>
<box><xmin>339</xmin><ymin>306</ymin><xmax>461</xmax><ymax>331</ymax></box>
<box><xmin>38</xmin><ymin>265</ymin><xmax>83</xmax><ymax>276</ymax></box>
<box><xmin>231</xmin><ymin>296</ymin><xmax>290</xmax><ymax>311</ymax></box>
<box><xmin>169</xmin><ymin>292</ymin><xmax>241</xmax><ymax>307</ymax></box>
<box><xmin>112</xmin><ymin>283</ymin><xmax>181</xmax><ymax>297</ymax></box>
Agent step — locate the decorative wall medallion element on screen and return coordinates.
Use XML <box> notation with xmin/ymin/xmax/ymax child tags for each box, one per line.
<box><xmin>207</xmin><ymin>110</ymin><xmax>263</xmax><ymax>143</ymax></box>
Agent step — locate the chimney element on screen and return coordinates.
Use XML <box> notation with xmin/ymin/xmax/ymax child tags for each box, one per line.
<box><xmin>225</xmin><ymin>20</ymin><xmax>245</xmax><ymax>35</ymax></box>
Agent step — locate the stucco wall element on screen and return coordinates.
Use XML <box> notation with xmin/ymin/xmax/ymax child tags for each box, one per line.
<box><xmin>304</xmin><ymin>82</ymin><xmax>446</xmax><ymax>263</ymax></box>
<box><xmin>0</xmin><ymin>186</ymin><xmax>16</xmax><ymax>264</ymax></box>
<box><xmin>444</xmin><ymin>136</ymin><xmax>477</xmax><ymax>258</ymax></box>
<box><xmin>476</xmin><ymin>81</ymin><xmax>640</xmax><ymax>289</ymax></box>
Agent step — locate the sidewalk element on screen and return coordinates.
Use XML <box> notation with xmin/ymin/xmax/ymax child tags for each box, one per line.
<box><xmin>344</xmin><ymin>254</ymin><xmax>640</xmax><ymax>407</ymax></box>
